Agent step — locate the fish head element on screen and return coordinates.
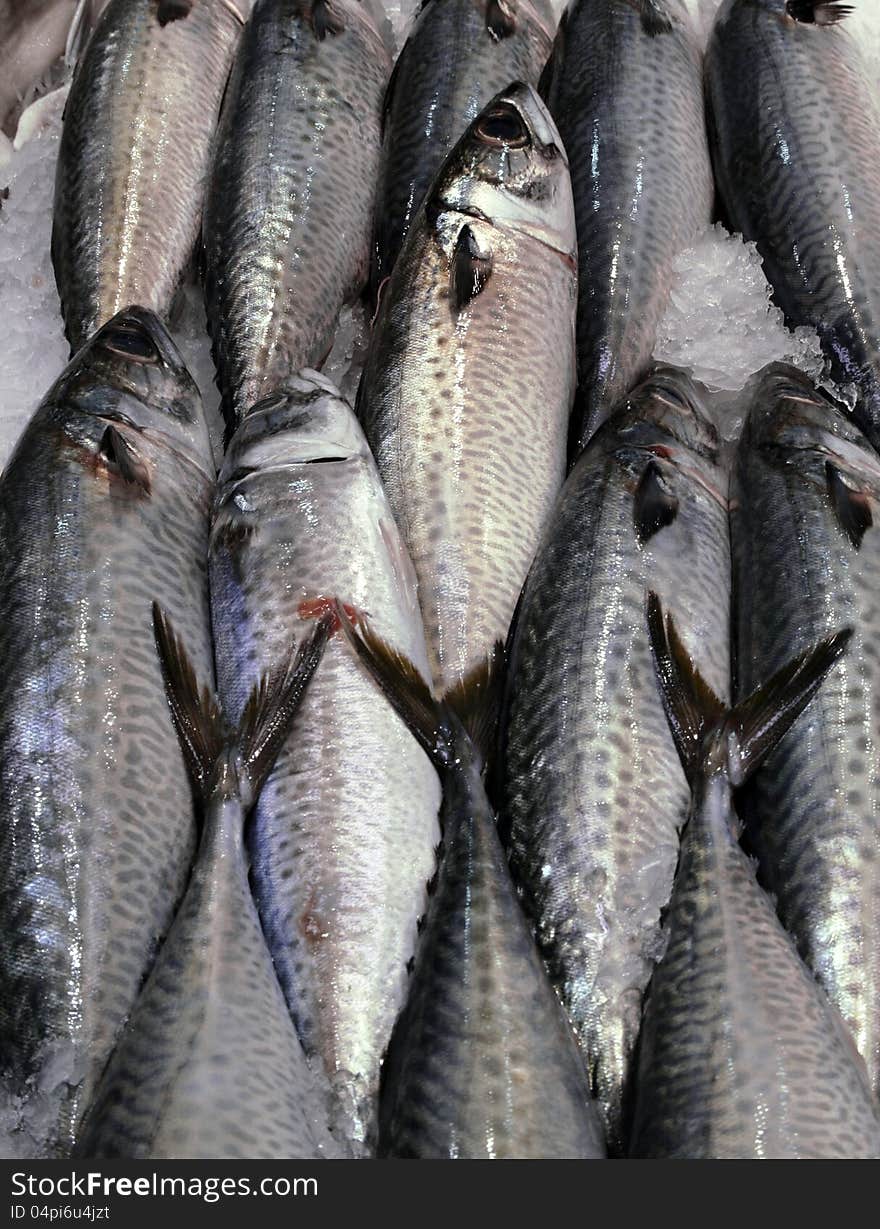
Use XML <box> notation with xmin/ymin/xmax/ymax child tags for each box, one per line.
<box><xmin>431</xmin><ymin>82</ymin><xmax>576</xmax><ymax>258</ymax></box>
<box><xmin>52</xmin><ymin>307</ymin><xmax>213</xmax><ymax>469</ymax></box>
<box><xmin>614</xmin><ymin>365</ymin><xmax>721</xmax><ymax>462</ymax></box>
<box><xmin>601</xmin><ymin>366</ymin><xmax>727</xmax><ymax>514</ymax></box>
<box><xmin>220</xmin><ymin>370</ymin><xmax>369</xmax><ymax>485</ymax></box>
<box><xmin>742</xmin><ymin>363</ymin><xmax>880</xmax><ymax>494</ymax></box>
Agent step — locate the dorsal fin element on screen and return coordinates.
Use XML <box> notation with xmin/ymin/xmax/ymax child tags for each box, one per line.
<box><xmin>450</xmin><ymin>225</ymin><xmax>493</xmax><ymax>313</ymax></box>
<box><xmin>826</xmin><ymin>461</ymin><xmax>873</xmax><ymax>549</ymax></box>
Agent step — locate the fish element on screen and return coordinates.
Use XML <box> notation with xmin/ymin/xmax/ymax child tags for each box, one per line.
<box><xmin>203</xmin><ymin>0</ymin><xmax>392</xmax><ymax>432</ymax></box>
<box><xmin>209</xmin><ymin>371</ymin><xmax>441</xmax><ymax>1153</ymax></box>
<box><xmin>75</xmin><ymin>609</ymin><xmax>343</xmax><ymax>1160</ymax></box>
<box><xmin>371</xmin><ymin>0</ymin><xmax>554</xmax><ymax>295</ymax></box>
<box><xmin>630</xmin><ymin>595</ymin><xmax>880</xmax><ymax>1159</ymax></box>
<box><xmin>731</xmin><ymin>363</ymin><xmax>880</xmax><ymax>1097</ymax></box>
<box><xmin>500</xmin><ymin>365</ymin><xmax>730</xmax><ymax>1153</ymax></box>
<box><xmin>335</xmin><ymin>609</ymin><xmax>606</xmax><ymax>1160</ymax></box>
<box><xmin>52</xmin><ymin>0</ymin><xmax>250</xmax><ymax>353</ymax></box>
<box><xmin>540</xmin><ymin>0</ymin><xmax>712</xmax><ymax>451</ymax></box>
<box><xmin>706</xmin><ymin>0</ymin><xmax>880</xmax><ymax>451</ymax></box>
<box><xmin>357</xmin><ymin>81</ymin><xmax>577</xmax><ymax>696</ymax></box>
<box><xmin>0</xmin><ymin>308</ymin><xmax>216</xmax><ymax>1157</ymax></box>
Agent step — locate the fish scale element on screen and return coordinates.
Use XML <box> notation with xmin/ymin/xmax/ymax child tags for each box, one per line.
<box><xmin>52</xmin><ymin>0</ymin><xmax>246</xmax><ymax>353</ymax></box>
<box><xmin>707</xmin><ymin>0</ymin><xmax>880</xmax><ymax>450</ymax></box>
<box><xmin>379</xmin><ymin>753</ymin><xmax>605</xmax><ymax>1159</ymax></box>
<box><xmin>76</xmin><ymin>788</ymin><xmax>342</xmax><ymax>1158</ymax></box>
<box><xmin>0</xmin><ymin>309</ymin><xmax>215</xmax><ymax>1158</ymax></box>
<box><xmin>203</xmin><ymin>0</ymin><xmax>391</xmax><ymax>430</ymax></box>
<box><xmin>372</xmin><ymin>0</ymin><xmax>553</xmax><ymax>292</ymax></box>
<box><xmin>501</xmin><ymin>369</ymin><xmax>729</xmax><ymax>1153</ymax></box>
<box><xmin>632</xmin><ymin>768</ymin><xmax>880</xmax><ymax>1159</ymax></box>
<box><xmin>732</xmin><ymin>364</ymin><xmax>880</xmax><ymax>1098</ymax></box>
<box><xmin>541</xmin><ymin>0</ymin><xmax>712</xmax><ymax>450</ymax></box>
<box><xmin>357</xmin><ymin>82</ymin><xmax>577</xmax><ymax>696</ymax></box>
<box><xmin>209</xmin><ymin>373</ymin><xmax>441</xmax><ymax>1154</ymax></box>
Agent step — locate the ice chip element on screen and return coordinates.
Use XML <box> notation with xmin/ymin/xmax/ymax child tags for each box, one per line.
<box><xmin>654</xmin><ymin>223</ymin><xmax>826</xmax><ymax>396</ymax></box>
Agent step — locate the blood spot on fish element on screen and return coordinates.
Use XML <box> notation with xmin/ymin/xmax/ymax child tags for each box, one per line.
<box><xmin>298</xmin><ymin>594</ymin><xmax>368</xmax><ymax>633</ymax></box>
<box><xmin>300</xmin><ymin>893</ymin><xmax>327</xmax><ymax>944</ymax></box>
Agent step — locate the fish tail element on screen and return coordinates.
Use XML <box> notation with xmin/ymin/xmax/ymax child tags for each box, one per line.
<box><xmin>441</xmin><ymin>647</ymin><xmax>506</xmax><ymax>769</ymax></box>
<box><xmin>152</xmin><ymin>602</ymin><xmax>333</xmax><ymax>805</ymax></box>
<box><xmin>646</xmin><ymin>592</ymin><xmax>851</xmax><ymax>788</ymax></box>
<box><xmin>334</xmin><ymin>601</ymin><xmax>506</xmax><ymax>772</ymax></box>
<box><xmin>232</xmin><ymin>615</ymin><xmax>333</xmax><ymax>799</ymax></box>
<box><xmin>333</xmin><ymin>601</ymin><xmax>453</xmax><ymax>770</ymax></box>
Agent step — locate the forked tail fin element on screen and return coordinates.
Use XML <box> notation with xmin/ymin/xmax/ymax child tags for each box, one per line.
<box><xmin>333</xmin><ymin>601</ymin><xmax>504</xmax><ymax>772</ymax></box>
<box><xmin>152</xmin><ymin>603</ymin><xmax>333</xmax><ymax>806</ymax></box>
<box><xmin>646</xmin><ymin>592</ymin><xmax>851</xmax><ymax>788</ymax></box>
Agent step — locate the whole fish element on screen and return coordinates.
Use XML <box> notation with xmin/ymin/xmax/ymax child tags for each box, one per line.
<box><xmin>337</xmin><ymin>611</ymin><xmax>605</xmax><ymax>1160</ymax></box>
<box><xmin>203</xmin><ymin>0</ymin><xmax>391</xmax><ymax>432</ymax></box>
<box><xmin>371</xmin><ymin>0</ymin><xmax>554</xmax><ymax>294</ymax></box>
<box><xmin>357</xmin><ymin>81</ymin><xmax>577</xmax><ymax>696</ymax></box>
<box><xmin>541</xmin><ymin>0</ymin><xmax>712</xmax><ymax>451</ymax></box>
<box><xmin>209</xmin><ymin>371</ymin><xmax>441</xmax><ymax>1153</ymax></box>
<box><xmin>706</xmin><ymin>0</ymin><xmax>880</xmax><ymax>451</ymax></box>
<box><xmin>631</xmin><ymin>596</ymin><xmax>880</xmax><ymax>1159</ymax></box>
<box><xmin>77</xmin><ymin>611</ymin><xmax>343</xmax><ymax>1160</ymax></box>
<box><xmin>500</xmin><ymin>366</ymin><xmax>730</xmax><ymax>1153</ymax></box>
<box><xmin>0</xmin><ymin>308</ymin><xmax>215</xmax><ymax>1157</ymax></box>
<box><xmin>732</xmin><ymin>364</ymin><xmax>880</xmax><ymax>1096</ymax></box>
<box><xmin>52</xmin><ymin>0</ymin><xmax>249</xmax><ymax>353</ymax></box>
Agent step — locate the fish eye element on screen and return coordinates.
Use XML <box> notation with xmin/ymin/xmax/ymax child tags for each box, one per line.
<box><xmin>99</xmin><ymin>321</ymin><xmax>159</xmax><ymax>363</ymax></box>
<box><xmin>475</xmin><ymin>104</ymin><xmax>530</xmax><ymax>149</ymax></box>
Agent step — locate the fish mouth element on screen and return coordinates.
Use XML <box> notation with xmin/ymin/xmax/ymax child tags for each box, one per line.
<box><xmin>221</xmin><ymin>374</ymin><xmax>366</xmax><ymax>482</ymax></box>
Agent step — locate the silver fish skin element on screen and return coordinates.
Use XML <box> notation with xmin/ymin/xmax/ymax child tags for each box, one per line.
<box><xmin>0</xmin><ymin>308</ymin><xmax>215</xmax><ymax>1158</ymax></box>
<box><xmin>706</xmin><ymin>0</ymin><xmax>880</xmax><ymax>451</ymax></box>
<box><xmin>541</xmin><ymin>0</ymin><xmax>712</xmax><ymax>451</ymax></box>
<box><xmin>52</xmin><ymin>0</ymin><xmax>249</xmax><ymax>353</ymax></box>
<box><xmin>209</xmin><ymin>371</ymin><xmax>441</xmax><ymax>1154</ymax></box>
<box><xmin>336</xmin><ymin>620</ymin><xmax>605</xmax><ymax>1159</ymax></box>
<box><xmin>631</xmin><ymin>610</ymin><xmax>880</xmax><ymax>1159</ymax></box>
<box><xmin>203</xmin><ymin>0</ymin><xmax>391</xmax><ymax>431</ymax></box>
<box><xmin>76</xmin><ymin>618</ymin><xmax>343</xmax><ymax>1160</ymax></box>
<box><xmin>732</xmin><ymin>364</ymin><xmax>880</xmax><ymax>1096</ymax></box>
<box><xmin>500</xmin><ymin>366</ymin><xmax>729</xmax><ymax>1153</ymax></box>
<box><xmin>357</xmin><ymin>81</ymin><xmax>577</xmax><ymax>696</ymax></box>
<box><xmin>371</xmin><ymin>0</ymin><xmax>554</xmax><ymax>294</ymax></box>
